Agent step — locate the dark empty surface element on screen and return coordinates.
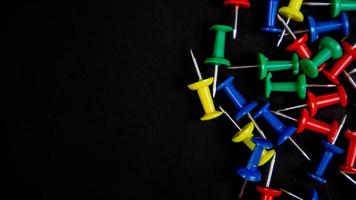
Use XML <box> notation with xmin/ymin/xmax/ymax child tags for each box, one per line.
<box><xmin>3</xmin><ymin>0</ymin><xmax>356</xmax><ymax>199</ymax></box>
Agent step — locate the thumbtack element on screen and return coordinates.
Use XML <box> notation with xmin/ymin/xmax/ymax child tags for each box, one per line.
<box><xmin>254</xmin><ymin>104</ymin><xmax>311</xmax><ymax>161</ymax></box>
<box><xmin>254</xmin><ymin>103</ymin><xmax>297</xmax><ymax>145</ymax></box>
<box><xmin>307</xmin><ymin>12</ymin><xmax>350</xmax><ymax>43</ymax></box>
<box><xmin>265</xmin><ymin>73</ymin><xmax>335</xmax><ymax>100</ymax></box>
<box><xmin>296</xmin><ymin>109</ymin><xmax>340</xmax><ymax>143</ymax></box>
<box><xmin>323</xmin><ymin>41</ymin><xmax>356</xmax><ymax>84</ymax></box>
<box><xmin>223</xmin><ymin>0</ymin><xmax>251</xmax><ymax>39</ymax></box>
<box><xmin>339</xmin><ymin>129</ymin><xmax>356</xmax><ymax>174</ymax></box>
<box><xmin>217</xmin><ymin>76</ymin><xmax>259</xmax><ymax>120</ymax></box>
<box><xmin>280</xmin><ymin>188</ymin><xmax>304</xmax><ymax>200</ymax></box>
<box><xmin>220</xmin><ymin>106</ymin><xmax>275</xmax><ymax>166</ymax></box>
<box><xmin>236</xmin><ymin>137</ymin><xmax>274</xmax><ymax>198</ymax></box>
<box><xmin>276</xmin><ymin>0</ymin><xmax>305</xmax><ymax>47</ymax></box>
<box><xmin>303</xmin><ymin>0</ymin><xmax>356</xmax><ymax>18</ymax></box>
<box><xmin>307</xmin><ymin>115</ymin><xmax>347</xmax><ymax>183</ymax></box>
<box><xmin>340</xmin><ymin>171</ymin><xmax>356</xmax><ymax>185</ymax></box>
<box><xmin>311</xmin><ymin>189</ymin><xmax>318</xmax><ymax>200</ymax></box>
<box><xmin>301</xmin><ymin>36</ymin><xmax>343</xmax><ymax>78</ymax></box>
<box><xmin>343</xmin><ymin>69</ymin><xmax>356</xmax><ymax>89</ymax></box>
<box><xmin>228</xmin><ymin>53</ymin><xmax>300</xmax><ymax>80</ymax></box>
<box><xmin>256</xmin><ymin>154</ymin><xmax>283</xmax><ymax>200</ymax></box>
<box><xmin>262</xmin><ymin>0</ymin><xmax>282</xmax><ymax>33</ymax></box>
<box><xmin>187</xmin><ymin>50</ymin><xmax>222</xmax><ymax>121</ymax></box>
<box><xmin>276</xmin><ymin>85</ymin><xmax>348</xmax><ymax>116</ymax></box>
<box><xmin>204</xmin><ymin>25</ymin><xmax>233</xmax><ymax>98</ymax></box>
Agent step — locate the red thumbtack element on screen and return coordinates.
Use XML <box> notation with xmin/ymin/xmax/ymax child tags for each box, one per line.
<box><xmin>223</xmin><ymin>0</ymin><xmax>251</xmax><ymax>39</ymax></box>
<box><xmin>306</xmin><ymin>85</ymin><xmax>348</xmax><ymax>116</ymax></box>
<box><xmin>296</xmin><ymin>109</ymin><xmax>339</xmax><ymax>143</ymax></box>
<box><xmin>286</xmin><ymin>34</ymin><xmax>312</xmax><ymax>59</ymax></box>
<box><xmin>256</xmin><ymin>154</ymin><xmax>282</xmax><ymax>200</ymax></box>
<box><xmin>323</xmin><ymin>41</ymin><xmax>356</xmax><ymax>84</ymax></box>
<box><xmin>340</xmin><ymin>129</ymin><xmax>356</xmax><ymax>174</ymax></box>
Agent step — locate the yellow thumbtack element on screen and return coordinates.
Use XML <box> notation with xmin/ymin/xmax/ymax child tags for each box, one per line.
<box><xmin>188</xmin><ymin>50</ymin><xmax>222</xmax><ymax>121</ymax></box>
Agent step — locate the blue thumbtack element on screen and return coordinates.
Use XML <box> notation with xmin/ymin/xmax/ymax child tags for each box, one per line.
<box><xmin>217</xmin><ymin>76</ymin><xmax>258</xmax><ymax>120</ymax></box>
<box><xmin>261</xmin><ymin>0</ymin><xmax>282</xmax><ymax>33</ymax></box>
<box><xmin>237</xmin><ymin>137</ymin><xmax>273</xmax><ymax>181</ymax></box>
<box><xmin>307</xmin><ymin>140</ymin><xmax>344</xmax><ymax>183</ymax></box>
<box><xmin>254</xmin><ymin>103</ymin><xmax>296</xmax><ymax>145</ymax></box>
<box><xmin>308</xmin><ymin>12</ymin><xmax>350</xmax><ymax>43</ymax></box>
<box><xmin>307</xmin><ymin>115</ymin><xmax>347</xmax><ymax>184</ymax></box>
<box><xmin>311</xmin><ymin>189</ymin><xmax>319</xmax><ymax>200</ymax></box>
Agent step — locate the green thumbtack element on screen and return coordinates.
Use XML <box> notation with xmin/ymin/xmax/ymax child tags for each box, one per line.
<box><xmin>331</xmin><ymin>0</ymin><xmax>356</xmax><ymax>18</ymax></box>
<box><xmin>257</xmin><ymin>53</ymin><xmax>300</xmax><ymax>80</ymax></box>
<box><xmin>204</xmin><ymin>25</ymin><xmax>233</xmax><ymax>98</ymax></box>
<box><xmin>227</xmin><ymin>53</ymin><xmax>300</xmax><ymax>80</ymax></box>
<box><xmin>300</xmin><ymin>37</ymin><xmax>342</xmax><ymax>78</ymax></box>
<box><xmin>265</xmin><ymin>73</ymin><xmax>307</xmax><ymax>99</ymax></box>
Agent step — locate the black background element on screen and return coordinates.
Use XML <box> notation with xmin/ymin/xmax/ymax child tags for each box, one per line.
<box><xmin>4</xmin><ymin>0</ymin><xmax>356</xmax><ymax>199</ymax></box>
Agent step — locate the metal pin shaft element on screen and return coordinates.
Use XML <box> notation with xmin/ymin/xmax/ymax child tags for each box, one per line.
<box><xmin>266</xmin><ymin>153</ymin><xmax>277</xmax><ymax>187</ymax></box>
<box><xmin>227</xmin><ymin>65</ymin><xmax>258</xmax><ymax>69</ymax></box>
<box><xmin>277</xmin><ymin>14</ymin><xmax>297</xmax><ymax>40</ymax></box>
<box><xmin>302</xmin><ymin>2</ymin><xmax>331</xmax><ymax>6</ymax></box>
<box><xmin>272</xmin><ymin>111</ymin><xmax>298</xmax><ymax>122</ymax></box>
<box><xmin>238</xmin><ymin>180</ymin><xmax>248</xmax><ymax>199</ymax></box>
<box><xmin>307</xmin><ymin>84</ymin><xmax>336</xmax><ymax>88</ymax></box>
<box><xmin>219</xmin><ymin>106</ymin><xmax>241</xmax><ymax>130</ymax></box>
<box><xmin>276</xmin><ymin>104</ymin><xmax>307</xmax><ymax>113</ymax></box>
<box><xmin>248</xmin><ymin>113</ymin><xmax>267</xmax><ymax>139</ymax></box>
<box><xmin>344</xmin><ymin>71</ymin><xmax>356</xmax><ymax>89</ymax></box>
<box><xmin>276</xmin><ymin>18</ymin><xmax>290</xmax><ymax>47</ymax></box>
<box><xmin>289</xmin><ymin>138</ymin><xmax>311</xmax><ymax>161</ymax></box>
<box><xmin>233</xmin><ymin>6</ymin><xmax>239</xmax><ymax>40</ymax></box>
<box><xmin>213</xmin><ymin>65</ymin><xmax>219</xmax><ymax>98</ymax></box>
<box><xmin>340</xmin><ymin>171</ymin><xmax>356</xmax><ymax>185</ymax></box>
<box><xmin>190</xmin><ymin>49</ymin><xmax>203</xmax><ymax>80</ymax></box>
<box><xmin>332</xmin><ymin>115</ymin><xmax>347</xmax><ymax>145</ymax></box>
<box><xmin>280</xmin><ymin>188</ymin><xmax>304</xmax><ymax>200</ymax></box>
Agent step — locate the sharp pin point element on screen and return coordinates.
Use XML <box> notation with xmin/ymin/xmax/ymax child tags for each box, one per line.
<box><xmin>280</xmin><ymin>188</ymin><xmax>304</xmax><ymax>200</ymax></box>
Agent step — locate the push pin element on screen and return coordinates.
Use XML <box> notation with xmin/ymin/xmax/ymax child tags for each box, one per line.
<box><xmin>217</xmin><ymin>76</ymin><xmax>259</xmax><ymax>120</ymax></box>
<box><xmin>303</xmin><ymin>0</ymin><xmax>356</xmax><ymax>18</ymax></box>
<box><xmin>262</xmin><ymin>0</ymin><xmax>282</xmax><ymax>33</ymax></box>
<box><xmin>339</xmin><ymin>129</ymin><xmax>356</xmax><ymax>174</ymax></box>
<box><xmin>301</xmin><ymin>36</ymin><xmax>343</xmax><ymax>78</ymax></box>
<box><xmin>276</xmin><ymin>85</ymin><xmax>348</xmax><ymax>117</ymax></box>
<box><xmin>204</xmin><ymin>25</ymin><xmax>233</xmax><ymax>98</ymax></box>
<box><xmin>256</xmin><ymin>154</ymin><xmax>283</xmax><ymax>200</ymax></box>
<box><xmin>228</xmin><ymin>53</ymin><xmax>300</xmax><ymax>80</ymax></box>
<box><xmin>187</xmin><ymin>50</ymin><xmax>222</xmax><ymax>121</ymax></box>
<box><xmin>265</xmin><ymin>73</ymin><xmax>336</xmax><ymax>100</ymax></box>
<box><xmin>323</xmin><ymin>41</ymin><xmax>356</xmax><ymax>84</ymax></box>
<box><xmin>311</xmin><ymin>189</ymin><xmax>319</xmax><ymax>200</ymax></box>
<box><xmin>223</xmin><ymin>0</ymin><xmax>251</xmax><ymax>39</ymax></box>
<box><xmin>277</xmin><ymin>0</ymin><xmax>305</xmax><ymax>47</ymax></box>
<box><xmin>343</xmin><ymin>68</ymin><xmax>356</xmax><ymax>89</ymax></box>
<box><xmin>219</xmin><ymin>106</ymin><xmax>275</xmax><ymax>166</ymax></box>
<box><xmin>254</xmin><ymin>104</ymin><xmax>311</xmax><ymax>161</ymax></box>
<box><xmin>254</xmin><ymin>103</ymin><xmax>297</xmax><ymax>145</ymax></box>
<box><xmin>308</xmin><ymin>12</ymin><xmax>350</xmax><ymax>43</ymax></box>
<box><xmin>296</xmin><ymin>109</ymin><xmax>340</xmax><ymax>142</ymax></box>
<box><xmin>236</xmin><ymin>137</ymin><xmax>273</xmax><ymax>198</ymax></box>
<box><xmin>307</xmin><ymin>115</ymin><xmax>347</xmax><ymax>183</ymax></box>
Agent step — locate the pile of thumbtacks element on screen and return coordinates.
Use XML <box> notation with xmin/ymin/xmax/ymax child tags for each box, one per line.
<box><xmin>187</xmin><ymin>0</ymin><xmax>356</xmax><ymax>199</ymax></box>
